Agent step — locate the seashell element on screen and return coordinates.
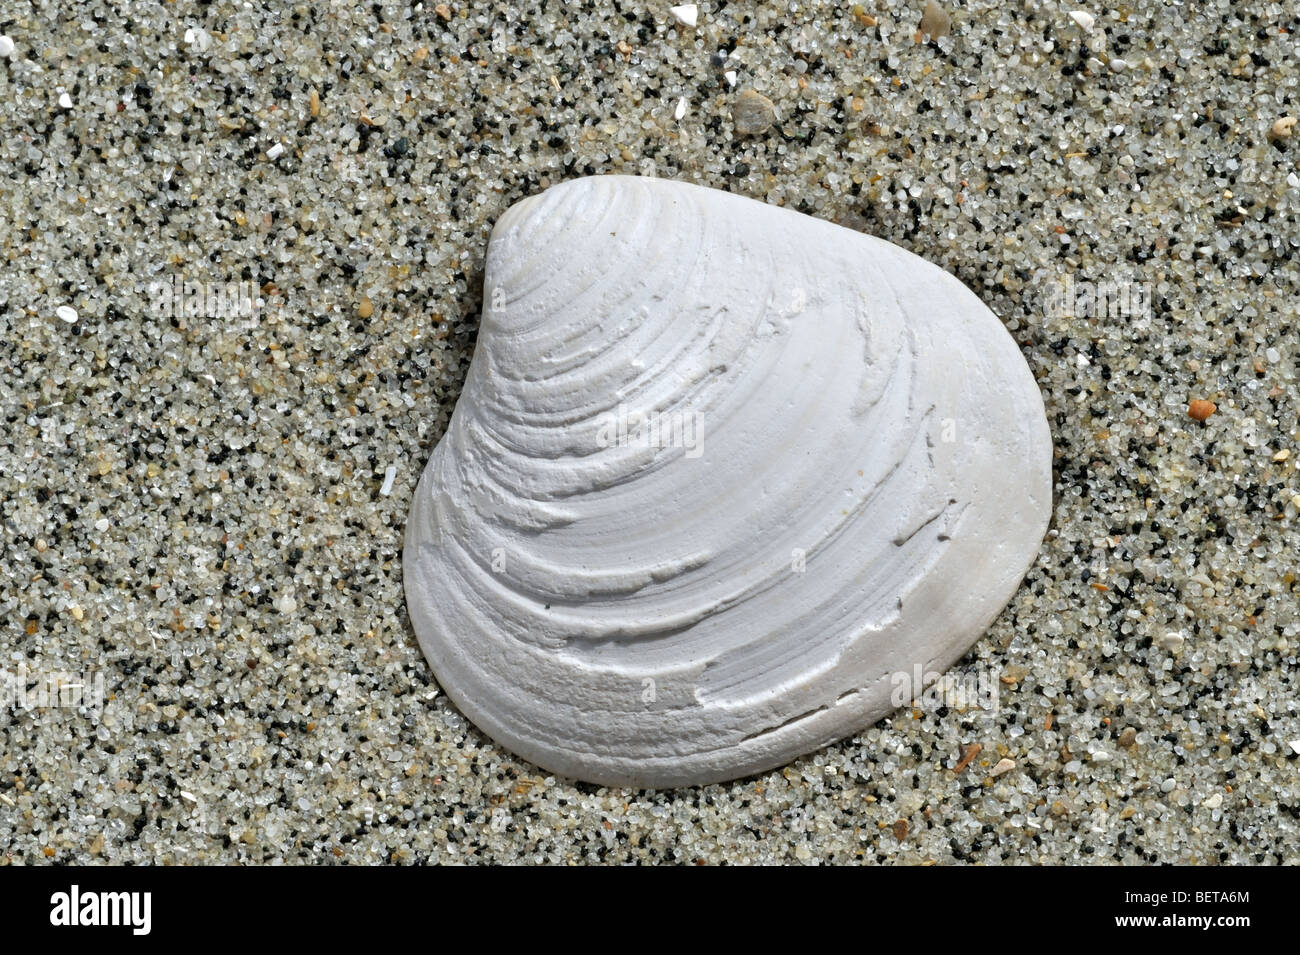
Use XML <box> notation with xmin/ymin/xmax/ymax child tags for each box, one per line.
<box><xmin>404</xmin><ymin>176</ymin><xmax>1052</xmax><ymax>788</ymax></box>
<box><xmin>732</xmin><ymin>89</ymin><xmax>776</xmax><ymax>136</ymax></box>
<box><xmin>920</xmin><ymin>0</ymin><xmax>952</xmax><ymax>39</ymax></box>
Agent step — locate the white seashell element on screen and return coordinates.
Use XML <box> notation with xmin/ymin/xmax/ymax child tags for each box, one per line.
<box><xmin>404</xmin><ymin>176</ymin><xmax>1052</xmax><ymax>788</ymax></box>
<box><xmin>1158</xmin><ymin>630</ymin><xmax>1185</xmax><ymax>652</ymax></box>
<box><xmin>669</xmin><ymin>4</ymin><xmax>698</xmax><ymax>28</ymax></box>
<box><xmin>1068</xmin><ymin>11</ymin><xmax>1095</xmax><ymax>33</ymax></box>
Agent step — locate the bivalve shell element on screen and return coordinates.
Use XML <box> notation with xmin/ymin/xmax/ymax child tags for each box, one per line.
<box><xmin>404</xmin><ymin>176</ymin><xmax>1052</xmax><ymax>787</ymax></box>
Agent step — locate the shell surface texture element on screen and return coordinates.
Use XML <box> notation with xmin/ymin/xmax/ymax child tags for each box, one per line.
<box><xmin>405</xmin><ymin>175</ymin><xmax>1052</xmax><ymax>788</ymax></box>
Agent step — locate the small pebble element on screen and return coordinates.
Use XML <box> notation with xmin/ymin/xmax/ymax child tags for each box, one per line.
<box><xmin>1288</xmin><ymin>740</ymin><xmax>1300</xmax><ymax>756</ymax></box>
<box><xmin>1187</xmin><ymin>399</ymin><xmax>1216</xmax><ymax>422</ymax></box>
<box><xmin>674</xmin><ymin>96</ymin><xmax>687</xmax><ymax>121</ymax></box>
<box><xmin>1119</xmin><ymin>727</ymin><xmax>1138</xmax><ymax>747</ymax></box>
<box><xmin>723</xmin><ymin>69</ymin><xmax>738</xmax><ymax>87</ymax></box>
<box><xmin>183</xmin><ymin>27</ymin><xmax>213</xmax><ymax>52</ymax></box>
<box><xmin>1158</xmin><ymin>630</ymin><xmax>1185</xmax><ymax>652</ymax></box>
<box><xmin>953</xmin><ymin>742</ymin><xmax>982</xmax><ymax>773</ymax></box>
<box><xmin>919</xmin><ymin>0</ymin><xmax>951</xmax><ymax>38</ymax></box>
<box><xmin>990</xmin><ymin>757</ymin><xmax>1015</xmax><ymax>777</ymax></box>
<box><xmin>56</xmin><ymin>305</ymin><xmax>79</xmax><ymax>324</ymax></box>
<box><xmin>1202</xmin><ymin>792</ymin><xmax>1224</xmax><ymax>809</ymax></box>
<box><xmin>58</xmin><ymin>91</ymin><xmax>73</xmax><ymax>109</ymax></box>
<box><xmin>0</xmin><ymin>35</ymin><xmax>14</xmax><ymax>58</ymax></box>
<box><xmin>669</xmin><ymin>4</ymin><xmax>698</xmax><ymax>28</ymax></box>
<box><xmin>1270</xmin><ymin>116</ymin><xmax>1297</xmax><ymax>140</ymax></box>
<box><xmin>380</xmin><ymin>465</ymin><xmax>397</xmax><ymax>497</ymax></box>
<box><xmin>732</xmin><ymin>89</ymin><xmax>776</xmax><ymax>136</ymax></box>
<box><xmin>1069</xmin><ymin>10</ymin><xmax>1096</xmax><ymax>33</ymax></box>
<box><xmin>266</xmin><ymin>142</ymin><xmax>285</xmax><ymax>160</ymax></box>
<box><xmin>357</xmin><ymin>295</ymin><xmax>374</xmax><ymax>319</ymax></box>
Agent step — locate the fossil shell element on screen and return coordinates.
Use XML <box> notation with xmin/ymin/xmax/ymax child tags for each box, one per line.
<box><xmin>404</xmin><ymin>176</ymin><xmax>1052</xmax><ymax>788</ymax></box>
